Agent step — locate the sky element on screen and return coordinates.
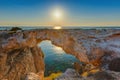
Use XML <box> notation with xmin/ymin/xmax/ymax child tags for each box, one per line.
<box><xmin>0</xmin><ymin>0</ymin><xmax>120</xmax><ymax>26</ymax></box>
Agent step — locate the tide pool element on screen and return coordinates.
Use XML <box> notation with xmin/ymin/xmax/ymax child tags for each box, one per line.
<box><xmin>39</xmin><ymin>40</ymin><xmax>80</xmax><ymax>76</ymax></box>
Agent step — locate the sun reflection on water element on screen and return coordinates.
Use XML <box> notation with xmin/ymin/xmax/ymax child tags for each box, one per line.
<box><xmin>53</xmin><ymin>46</ymin><xmax>65</xmax><ymax>54</ymax></box>
<box><xmin>53</xmin><ymin>26</ymin><xmax>62</xmax><ymax>29</ymax></box>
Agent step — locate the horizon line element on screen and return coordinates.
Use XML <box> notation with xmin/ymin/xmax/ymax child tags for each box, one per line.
<box><xmin>0</xmin><ymin>25</ymin><xmax>120</xmax><ymax>27</ymax></box>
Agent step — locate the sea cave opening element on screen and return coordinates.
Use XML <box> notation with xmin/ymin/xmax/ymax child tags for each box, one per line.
<box><xmin>38</xmin><ymin>40</ymin><xmax>80</xmax><ymax>77</ymax></box>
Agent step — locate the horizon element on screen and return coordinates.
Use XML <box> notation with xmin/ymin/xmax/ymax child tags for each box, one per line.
<box><xmin>1</xmin><ymin>25</ymin><xmax>120</xmax><ymax>28</ymax></box>
<box><xmin>0</xmin><ymin>0</ymin><xmax>120</xmax><ymax>26</ymax></box>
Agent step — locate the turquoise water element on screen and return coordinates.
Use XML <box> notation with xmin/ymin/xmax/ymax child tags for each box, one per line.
<box><xmin>39</xmin><ymin>40</ymin><xmax>80</xmax><ymax>76</ymax></box>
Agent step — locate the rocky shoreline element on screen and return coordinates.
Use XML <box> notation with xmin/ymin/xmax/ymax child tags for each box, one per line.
<box><xmin>56</xmin><ymin>68</ymin><xmax>120</xmax><ymax>80</ymax></box>
<box><xmin>0</xmin><ymin>29</ymin><xmax>120</xmax><ymax>80</ymax></box>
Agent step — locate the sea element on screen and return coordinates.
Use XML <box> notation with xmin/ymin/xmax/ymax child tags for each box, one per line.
<box><xmin>0</xmin><ymin>26</ymin><xmax>120</xmax><ymax>30</ymax></box>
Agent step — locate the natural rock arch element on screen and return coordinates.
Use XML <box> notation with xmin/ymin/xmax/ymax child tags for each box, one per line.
<box><xmin>0</xmin><ymin>29</ymin><xmax>120</xmax><ymax>80</ymax></box>
<box><xmin>0</xmin><ymin>30</ymin><xmax>88</xmax><ymax>80</ymax></box>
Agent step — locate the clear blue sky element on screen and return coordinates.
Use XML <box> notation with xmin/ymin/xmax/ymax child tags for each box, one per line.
<box><xmin>0</xmin><ymin>0</ymin><xmax>120</xmax><ymax>26</ymax></box>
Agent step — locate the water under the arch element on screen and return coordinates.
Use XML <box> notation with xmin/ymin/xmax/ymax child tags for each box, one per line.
<box><xmin>39</xmin><ymin>40</ymin><xmax>80</xmax><ymax>76</ymax></box>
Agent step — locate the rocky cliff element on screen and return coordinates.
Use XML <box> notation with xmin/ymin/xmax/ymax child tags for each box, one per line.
<box><xmin>0</xmin><ymin>29</ymin><xmax>120</xmax><ymax>80</ymax></box>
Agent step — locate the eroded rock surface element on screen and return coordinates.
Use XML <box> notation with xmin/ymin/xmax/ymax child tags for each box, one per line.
<box><xmin>108</xmin><ymin>58</ymin><xmax>120</xmax><ymax>72</ymax></box>
<box><xmin>56</xmin><ymin>69</ymin><xmax>120</xmax><ymax>80</ymax></box>
<box><xmin>25</xmin><ymin>73</ymin><xmax>40</xmax><ymax>80</ymax></box>
<box><xmin>0</xmin><ymin>29</ymin><xmax>120</xmax><ymax>80</ymax></box>
<box><xmin>55</xmin><ymin>68</ymin><xmax>81</xmax><ymax>80</ymax></box>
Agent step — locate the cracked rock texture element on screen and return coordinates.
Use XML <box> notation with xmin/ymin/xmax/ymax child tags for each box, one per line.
<box><xmin>0</xmin><ymin>29</ymin><xmax>120</xmax><ymax>80</ymax></box>
<box><xmin>56</xmin><ymin>69</ymin><xmax>120</xmax><ymax>80</ymax></box>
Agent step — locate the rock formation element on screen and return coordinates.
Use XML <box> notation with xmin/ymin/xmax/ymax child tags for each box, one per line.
<box><xmin>56</xmin><ymin>69</ymin><xmax>120</xmax><ymax>80</ymax></box>
<box><xmin>108</xmin><ymin>58</ymin><xmax>120</xmax><ymax>72</ymax></box>
<box><xmin>55</xmin><ymin>68</ymin><xmax>81</xmax><ymax>80</ymax></box>
<box><xmin>25</xmin><ymin>72</ymin><xmax>42</xmax><ymax>80</ymax></box>
<box><xmin>0</xmin><ymin>29</ymin><xmax>120</xmax><ymax>79</ymax></box>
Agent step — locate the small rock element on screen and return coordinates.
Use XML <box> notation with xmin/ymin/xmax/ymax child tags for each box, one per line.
<box><xmin>109</xmin><ymin>58</ymin><xmax>120</xmax><ymax>72</ymax></box>
<box><xmin>25</xmin><ymin>73</ymin><xmax>40</xmax><ymax>80</ymax></box>
<box><xmin>74</xmin><ymin>62</ymin><xmax>84</xmax><ymax>74</ymax></box>
<box><xmin>84</xmin><ymin>64</ymin><xmax>95</xmax><ymax>72</ymax></box>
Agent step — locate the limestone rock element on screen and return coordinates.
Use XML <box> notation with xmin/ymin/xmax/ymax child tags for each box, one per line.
<box><xmin>56</xmin><ymin>69</ymin><xmax>120</xmax><ymax>80</ymax></box>
<box><xmin>25</xmin><ymin>73</ymin><xmax>40</xmax><ymax>80</ymax></box>
<box><xmin>108</xmin><ymin>58</ymin><xmax>120</xmax><ymax>72</ymax></box>
<box><xmin>74</xmin><ymin>62</ymin><xmax>84</xmax><ymax>74</ymax></box>
<box><xmin>87</xmin><ymin>70</ymin><xmax>120</xmax><ymax>80</ymax></box>
<box><xmin>0</xmin><ymin>29</ymin><xmax>120</xmax><ymax>79</ymax></box>
<box><xmin>55</xmin><ymin>68</ymin><xmax>82</xmax><ymax>80</ymax></box>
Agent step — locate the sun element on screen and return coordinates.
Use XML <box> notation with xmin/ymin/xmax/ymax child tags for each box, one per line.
<box><xmin>53</xmin><ymin>9</ymin><xmax>62</xmax><ymax>19</ymax></box>
<box><xmin>54</xmin><ymin>10</ymin><xmax>61</xmax><ymax>18</ymax></box>
<box><xmin>51</xmin><ymin>7</ymin><xmax>64</xmax><ymax>27</ymax></box>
